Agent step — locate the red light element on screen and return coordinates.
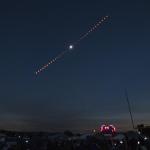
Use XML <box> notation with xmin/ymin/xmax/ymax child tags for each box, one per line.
<box><xmin>100</xmin><ymin>124</ymin><xmax>116</xmax><ymax>135</ymax></box>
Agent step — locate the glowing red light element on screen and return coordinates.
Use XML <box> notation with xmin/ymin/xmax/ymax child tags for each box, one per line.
<box><xmin>100</xmin><ymin>124</ymin><xmax>116</xmax><ymax>135</ymax></box>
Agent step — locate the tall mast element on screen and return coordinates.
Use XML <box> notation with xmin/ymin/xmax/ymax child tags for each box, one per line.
<box><xmin>125</xmin><ymin>89</ymin><xmax>135</xmax><ymax>129</ymax></box>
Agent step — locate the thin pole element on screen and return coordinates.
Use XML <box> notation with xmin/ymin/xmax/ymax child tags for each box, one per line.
<box><xmin>125</xmin><ymin>89</ymin><xmax>135</xmax><ymax>129</ymax></box>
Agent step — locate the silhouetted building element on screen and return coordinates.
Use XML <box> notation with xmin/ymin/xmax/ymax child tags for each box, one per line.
<box><xmin>137</xmin><ymin>124</ymin><xmax>150</xmax><ymax>136</ymax></box>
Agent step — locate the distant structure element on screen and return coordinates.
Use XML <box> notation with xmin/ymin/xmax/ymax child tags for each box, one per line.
<box><xmin>100</xmin><ymin>124</ymin><xmax>116</xmax><ymax>136</ymax></box>
<box><xmin>125</xmin><ymin>89</ymin><xmax>135</xmax><ymax>129</ymax></box>
<box><xmin>137</xmin><ymin>124</ymin><xmax>150</xmax><ymax>136</ymax></box>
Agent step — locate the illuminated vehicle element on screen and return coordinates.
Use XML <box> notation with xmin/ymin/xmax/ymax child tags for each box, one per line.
<box><xmin>100</xmin><ymin>124</ymin><xmax>116</xmax><ymax>135</ymax></box>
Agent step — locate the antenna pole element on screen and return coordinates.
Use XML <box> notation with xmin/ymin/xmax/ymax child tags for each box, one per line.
<box><xmin>125</xmin><ymin>89</ymin><xmax>135</xmax><ymax>129</ymax></box>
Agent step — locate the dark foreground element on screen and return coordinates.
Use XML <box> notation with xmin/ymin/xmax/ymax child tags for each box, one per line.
<box><xmin>0</xmin><ymin>130</ymin><xmax>150</xmax><ymax>150</ymax></box>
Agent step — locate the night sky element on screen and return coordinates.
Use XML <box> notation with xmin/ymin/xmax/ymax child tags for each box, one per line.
<box><xmin>0</xmin><ymin>0</ymin><xmax>150</xmax><ymax>132</ymax></box>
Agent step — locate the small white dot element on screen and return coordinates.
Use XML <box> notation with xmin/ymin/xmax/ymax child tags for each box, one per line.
<box><xmin>69</xmin><ymin>45</ymin><xmax>74</xmax><ymax>50</ymax></box>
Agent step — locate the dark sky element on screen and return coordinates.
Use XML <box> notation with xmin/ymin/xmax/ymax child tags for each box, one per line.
<box><xmin>0</xmin><ymin>0</ymin><xmax>150</xmax><ymax>132</ymax></box>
